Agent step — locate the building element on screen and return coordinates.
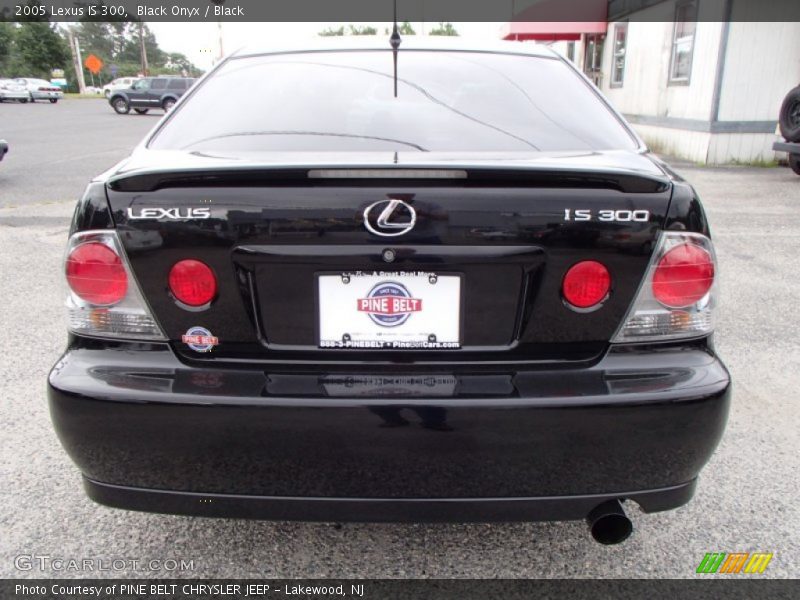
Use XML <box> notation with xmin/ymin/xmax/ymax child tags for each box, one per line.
<box><xmin>502</xmin><ymin>0</ymin><xmax>800</xmax><ymax>164</ymax></box>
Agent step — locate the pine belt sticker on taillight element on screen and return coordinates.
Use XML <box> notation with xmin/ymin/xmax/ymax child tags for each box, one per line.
<box><xmin>64</xmin><ymin>230</ymin><xmax>166</xmax><ymax>340</ymax></box>
<box><xmin>612</xmin><ymin>231</ymin><xmax>718</xmax><ymax>343</ymax></box>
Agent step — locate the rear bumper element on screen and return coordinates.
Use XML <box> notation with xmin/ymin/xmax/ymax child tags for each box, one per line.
<box><xmin>84</xmin><ymin>477</ymin><xmax>696</xmax><ymax>522</ymax></box>
<box><xmin>49</xmin><ymin>337</ymin><xmax>730</xmax><ymax>521</ymax></box>
<box><xmin>773</xmin><ymin>141</ymin><xmax>800</xmax><ymax>153</ymax></box>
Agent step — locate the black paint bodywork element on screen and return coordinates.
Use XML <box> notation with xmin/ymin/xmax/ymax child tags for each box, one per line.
<box><xmin>103</xmin><ymin>152</ymin><xmax>677</xmax><ymax>365</ymax></box>
<box><xmin>51</xmin><ymin>143</ymin><xmax>730</xmax><ymax>520</ymax></box>
<box><xmin>50</xmin><ymin>335</ymin><xmax>729</xmax><ymax>521</ymax></box>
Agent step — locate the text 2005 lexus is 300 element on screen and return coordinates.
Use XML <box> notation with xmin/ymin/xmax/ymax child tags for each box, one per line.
<box><xmin>49</xmin><ymin>38</ymin><xmax>730</xmax><ymax>544</ymax></box>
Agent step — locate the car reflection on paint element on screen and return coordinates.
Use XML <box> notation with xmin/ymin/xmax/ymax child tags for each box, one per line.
<box><xmin>117</xmin><ymin>226</ymin><xmax>163</xmax><ymax>251</ymax></box>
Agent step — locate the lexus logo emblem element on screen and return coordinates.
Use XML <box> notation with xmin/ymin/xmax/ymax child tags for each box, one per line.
<box><xmin>363</xmin><ymin>199</ymin><xmax>416</xmax><ymax>237</ymax></box>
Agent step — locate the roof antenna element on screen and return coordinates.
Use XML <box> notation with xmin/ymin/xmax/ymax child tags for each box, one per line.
<box><xmin>390</xmin><ymin>0</ymin><xmax>401</xmax><ymax>97</ymax></box>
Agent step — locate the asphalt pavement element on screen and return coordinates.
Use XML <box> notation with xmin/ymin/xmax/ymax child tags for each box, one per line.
<box><xmin>0</xmin><ymin>99</ymin><xmax>798</xmax><ymax>579</ymax></box>
<box><xmin>0</xmin><ymin>97</ymin><xmax>157</xmax><ymax>208</ymax></box>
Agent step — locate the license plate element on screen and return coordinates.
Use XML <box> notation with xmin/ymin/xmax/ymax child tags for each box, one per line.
<box><xmin>318</xmin><ymin>271</ymin><xmax>461</xmax><ymax>349</ymax></box>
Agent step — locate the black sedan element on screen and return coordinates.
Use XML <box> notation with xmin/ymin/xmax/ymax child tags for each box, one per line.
<box><xmin>49</xmin><ymin>38</ymin><xmax>730</xmax><ymax>545</ymax></box>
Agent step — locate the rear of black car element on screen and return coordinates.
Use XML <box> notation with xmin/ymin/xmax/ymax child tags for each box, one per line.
<box><xmin>49</xmin><ymin>41</ymin><xmax>729</xmax><ymax>543</ymax></box>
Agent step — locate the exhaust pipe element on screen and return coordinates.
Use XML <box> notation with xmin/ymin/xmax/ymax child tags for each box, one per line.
<box><xmin>586</xmin><ymin>499</ymin><xmax>633</xmax><ymax>545</ymax></box>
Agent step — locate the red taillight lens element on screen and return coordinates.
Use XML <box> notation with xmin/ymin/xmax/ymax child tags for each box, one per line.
<box><xmin>562</xmin><ymin>261</ymin><xmax>611</xmax><ymax>309</ymax></box>
<box><xmin>652</xmin><ymin>243</ymin><xmax>714</xmax><ymax>308</ymax></box>
<box><xmin>168</xmin><ymin>260</ymin><xmax>217</xmax><ymax>307</ymax></box>
<box><xmin>66</xmin><ymin>242</ymin><xmax>128</xmax><ymax>305</ymax></box>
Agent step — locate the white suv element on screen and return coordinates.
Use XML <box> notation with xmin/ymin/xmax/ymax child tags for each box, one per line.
<box><xmin>102</xmin><ymin>77</ymin><xmax>140</xmax><ymax>98</ymax></box>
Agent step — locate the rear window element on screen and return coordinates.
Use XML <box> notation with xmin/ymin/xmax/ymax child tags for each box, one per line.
<box><xmin>151</xmin><ymin>79</ymin><xmax>167</xmax><ymax>90</ymax></box>
<box><xmin>167</xmin><ymin>78</ymin><xmax>187</xmax><ymax>90</ymax></box>
<box><xmin>150</xmin><ymin>50</ymin><xmax>638</xmax><ymax>153</ymax></box>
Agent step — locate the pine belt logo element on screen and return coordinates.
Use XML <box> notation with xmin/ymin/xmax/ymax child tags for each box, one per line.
<box><xmin>357</xmin><ymin>281</ymin><xmax>422</xmax><ymax>327</ymax></box>
<box><xmin>182</xmin><ymin>327</ymin><xmax>218</xmax><ymax>352</ymax></box>
<box><xmin>696</xmin><ymin>552</ymin><xmax>773</xmax><ymax>574</ymax></box>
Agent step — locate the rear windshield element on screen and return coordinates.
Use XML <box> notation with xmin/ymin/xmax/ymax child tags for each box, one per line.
<box><xmin>149</xmin><ymin>50</ymin><xmax>638</xmax><ymax>153</ymax></box>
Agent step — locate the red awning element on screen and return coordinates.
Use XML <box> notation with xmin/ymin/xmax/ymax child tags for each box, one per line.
<box><xmin>500</xmin><ymin>21</ymin><xmax>608</xmax><ymax>42</ymax></box>
<box><xmin>500</xmin><ymin>0</ymin><xmax>608</xmax><ymax>42</ymax></box>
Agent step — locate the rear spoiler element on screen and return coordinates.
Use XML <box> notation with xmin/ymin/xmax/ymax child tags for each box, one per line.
<box><xmin>107</xmin><ymin>166</ymin><xmax>670</xmax><ymax>194</ymax></box>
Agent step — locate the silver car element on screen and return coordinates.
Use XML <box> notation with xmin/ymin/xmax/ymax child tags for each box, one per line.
<box><xmin>14</xmin><ymin>78</ymin><xmax>64</xmax><ymax>103</ymax></box>
<box><xmin>0</xmin><ymin>79</ymin><xmax>30</xmax><ymax>103</ymax></box>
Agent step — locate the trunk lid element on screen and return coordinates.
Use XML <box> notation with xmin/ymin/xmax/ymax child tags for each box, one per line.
<box><xmin>106</xmin><ymin>150</ymin><xmax>672</xmax><ymax>364</ymax></box>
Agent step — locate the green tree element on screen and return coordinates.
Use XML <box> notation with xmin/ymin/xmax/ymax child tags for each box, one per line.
<box><xmin>13</xmin><ymin>22</ymin><xmax>70</xmax><ymax>78</ymax></box>
<box><xmin>318</xmin><ymin>26</ymin><xmax>345</xmax><ymax>37</ymax></box>
<box><xmin>0</xmin><ymin>22</ymin><xmax>14</xmax><ymax>72</ymax></box>
<box><xmin>74</xmin><ymin>21</ymin><xmax>116</xmax><ymax>65</ymax></box>
<box><xmin>348</xmin><ymin>25</ymin><xmax>377</xmax><ymax>35</ymax></box>
<box><xmin>162</xmin><ymin>52</ymin><xmax>196</xmax><ymax>76</ymax></box>
<box><xmin>318</xmin><ymin>24</ymin><xmax>378</xmax><ymax>37</ymax></box>
<box><xmin>107</xmin><ymin>21</ymin><xmax>130</xmax><ymax>59</ymax></box>
<box><xmin>384</xmin><ymin>22</ymin><xmax>416</xmax><ymax>36</ymax></box>
<box><xmin>398</xmin><ymin>22</ymin><xmax>416</xmax><ymax>35</ymax></box>
<box><xmin>429</xmin><ymin>22</ymin><xmax>459</xmax><ymax>36</ymax></box>
<box><xmin>117</xmin><ymin>23</ymin><xmax>166</xmax><ymax>68</ymax></box>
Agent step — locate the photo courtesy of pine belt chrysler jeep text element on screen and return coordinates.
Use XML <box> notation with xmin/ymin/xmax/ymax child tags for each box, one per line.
<box><xmin>48</xmin><ymin>38</ymin><xmax>730</xmax><ymax>545</ymax></box>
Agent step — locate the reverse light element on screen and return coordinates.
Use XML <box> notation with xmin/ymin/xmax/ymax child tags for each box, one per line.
<box><xmin>64</xmin><ymin>231</ymin><xmax>165</xmax><ymax>340</ymax></box>
<box><xmin>168</xmin><ymin>259</ymin><xmax>217</xmax><ymax>307</ymax></box>
<box><xmin>613</xmin><ymin>232</ymin><xmax>717</xmax><ymax>342</ymax></box>
<box><xmin>562</xmin><ymin>260</ymin><xmax>611</xmax><ymax>309</ymax></box>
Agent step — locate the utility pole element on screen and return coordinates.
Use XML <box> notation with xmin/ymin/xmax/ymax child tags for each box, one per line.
<box><xmin>67</xmin><ymin>29</ymin><xmax>87</xmax><ymax>94</ymax></box>
<box><xmin>217</xmin><ymin>21</ymin><xmax>224</xmax><ymax>62</ymax></box>
<box><xmin>138</xmin><ymin>22</ymin><xmax>149</xmax><ymax>76</ymax></box>
<box><xmin>211</xmin><ymin>0</ymin><xmax>225</xmax><ymax>63</ymax></box>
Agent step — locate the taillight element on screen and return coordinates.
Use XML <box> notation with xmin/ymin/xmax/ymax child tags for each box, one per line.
<box><xmin>66</xmin><ymin>242</ymin><xmax>127</xmax><ymax>305</ymax></box>
<box><xmin>168</xmin><ymin>260</ymin><xmax>217</xmax><ymax>307</ymax></box>
<box><xmin>64</xmin><ymin>226</ymin><xmax>165</xmax><ymax>340</ymax></box>
<box><xmin>562</xmin><ymin>261</ymin><xmax>611</xmax><ymax>309</ymax></box>
<box><xmin>652</xmin><ymin>244</ymin><xmax>714</xmax><ymax>308</ymax></box>
<box><xmin>613</xmin><ymin>232</ymin><xmax>717</xmax><ymax>342</ymax></box>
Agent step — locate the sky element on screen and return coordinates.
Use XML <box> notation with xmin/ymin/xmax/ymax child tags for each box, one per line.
<box><xmin>147</xmin><ymin>22</ymin><xmax>507</xmax><ymax>71</ymax></box>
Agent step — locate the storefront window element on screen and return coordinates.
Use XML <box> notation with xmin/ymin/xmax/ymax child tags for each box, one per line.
<box><xmin>669</xmin><ymin>0</ymin><xmax>698</xmax><ymax>83</ymax></box>
<box><xmin>611</xmin><ymin>23</ymin><xmax>628</xmax><ymax>87</ymax></box>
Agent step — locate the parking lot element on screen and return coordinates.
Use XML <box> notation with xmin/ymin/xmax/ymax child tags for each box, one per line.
<box><xmin>0</xmin><ymin>99</ymin><xmax>798</xmax><ymax>579</ymax></box>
